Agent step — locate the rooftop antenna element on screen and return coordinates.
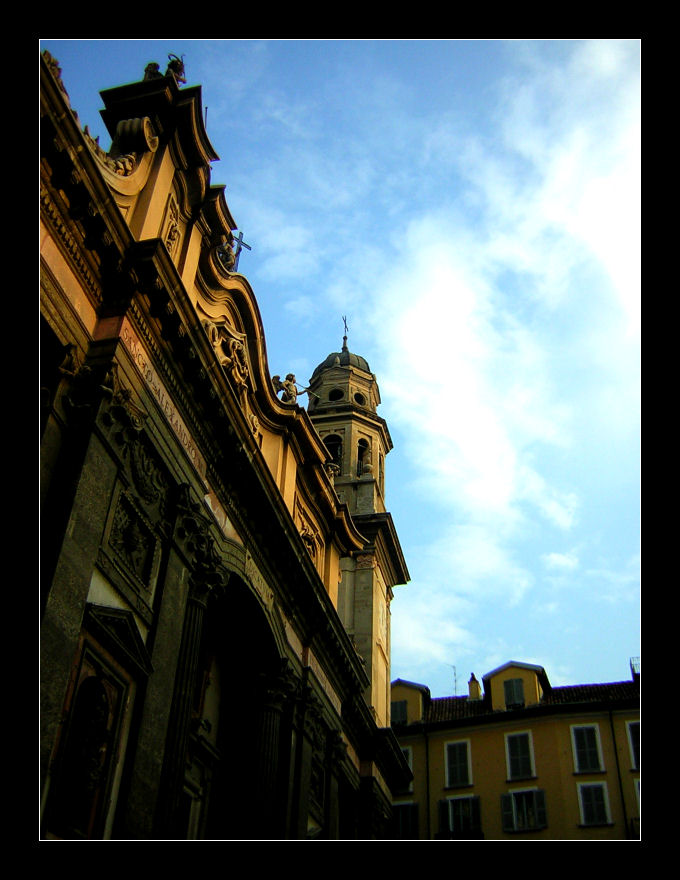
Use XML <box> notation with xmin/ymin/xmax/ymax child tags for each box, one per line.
<box><xmin>449</xmin><ymin>664</ymin><xmax>458</xmax><ymax>696</ymax></box>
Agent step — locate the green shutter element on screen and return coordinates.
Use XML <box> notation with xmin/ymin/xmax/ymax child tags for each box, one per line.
<box><xmin>501</xmin><ymin>793</ymin><xmax>514</xmax><ymax>832</ymax></box>
<box><xmin>508</xmin><ymin>733</ymin><xmax>531</xmax><ymax>778</ymax></box>
<box><xmin>437</xmin><ymin>799</ymin><xmax>451</xmax><ymax>838</ymax></box>
<box><xmin>534</xmin><ymin>789</ymin><xmax>547</xmax><ymax>828</ymax></box>
<box><xmin>574</xmin><ymin>726</ymin><xmax>600</xmax><ymax>772</ymax></box>
<box><xmin>470</xmin><ymin>796</ymin><xmax>482</xmax><ymax>835</ymax></box>
<box><xmin>447</xmin><ymin>742</ymin><xmax>469</xmax><ymax>785</ymax></box>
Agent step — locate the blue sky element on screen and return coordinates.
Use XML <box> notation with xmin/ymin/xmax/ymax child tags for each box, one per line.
<box><xmin>42</xmin><ymin>39</ymin><xmax>640</xmax><ymax>697</ymax></box>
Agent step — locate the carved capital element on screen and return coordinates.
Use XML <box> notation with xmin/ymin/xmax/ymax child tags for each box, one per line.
<box><xmin>259</xmin><ymin>660</ymin><xmax>300</xmax><ymax>713</ymax></box>
<box><xmin>174</xmin><ymin>485</ymin><xmax>228</xmax><ymax>601</ymax></box>
<box><xmin>355</xmin><ymin>553</ymin><xmax>376</xmax><ymax>570</ymax></box>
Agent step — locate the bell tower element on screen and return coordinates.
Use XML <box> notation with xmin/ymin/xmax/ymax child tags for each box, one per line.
<box><xmin>307</xmin><ymin>330</ymin><xmax>409</xmax><ymax>727</ymax></box>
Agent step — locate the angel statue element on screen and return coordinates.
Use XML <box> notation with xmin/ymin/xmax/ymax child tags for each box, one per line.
<box><xmin>272</xmin><ymin>373</ymin><xmax>298</xmax><ymax>404</ymax></box>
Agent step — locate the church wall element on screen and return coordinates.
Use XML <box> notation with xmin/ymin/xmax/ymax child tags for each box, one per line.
<box><xmin>127</xmin><ymin>145</ymin><xmax>176</xmax><ymax>242</ymax></box>
<box><xmin>40</xmin><ymin>50</ymin><xmax>410</xmax><ymax>840</ymax></box>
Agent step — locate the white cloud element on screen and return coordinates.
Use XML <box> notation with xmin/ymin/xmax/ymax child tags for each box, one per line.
<box><xmin>585</xmin><ymin>553</ymin><xmax>640</xmax><ymax>604</ymax></box>
<box><xmin>542</xmin><ymin>551</ymin><xmax>580</xmax><ymax>571</ymax></box>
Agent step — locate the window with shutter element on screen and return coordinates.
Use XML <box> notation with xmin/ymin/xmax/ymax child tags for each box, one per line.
<box><xmin>504</xmin><ymin>678</ymin><xmax>525</xmax><ymax>708</ymax></box>
<box><xmin>578</xmin><ymin>782</ymin><xmax>610</xmax><ymax>825</ymax></box>
<box><xmin>506</xmin><ymin>732</ymin><xmax>533</xmax><ymax>779</ymax></box>
<box><xmin>391</xmin><ymin>700</ymin><xmax>407</xmax><ymax>725</ymax></box>
<box><xmin>439</xmin><ymin>796</ymin><xmax>482</xmax><ymax>838</ymax></box>
<box><xmin>446</xmin><ymin>740</ymin><xmax>470</xmax><ymax>787</ymax></box>
<box><xmin>500</xmin><ymin>789</ymin><xmax>547</xmax><ymax>832</ymax></box>
<box><xmin>572</xmin><ymin>725</ymin><xmax>602</xmax><ymax>772</ymax></box>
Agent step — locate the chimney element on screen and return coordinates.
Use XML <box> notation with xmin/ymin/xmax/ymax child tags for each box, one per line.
<box><xmin>468</xmin><ymin>673</ymin><xmax>482</xmax><ymax>700</ymax></box>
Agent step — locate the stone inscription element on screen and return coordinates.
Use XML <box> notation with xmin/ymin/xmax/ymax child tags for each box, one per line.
<box><xmin>121</xmin><ymin>319</ymin><xmax>206</xmax><ymax>477</ymax></box>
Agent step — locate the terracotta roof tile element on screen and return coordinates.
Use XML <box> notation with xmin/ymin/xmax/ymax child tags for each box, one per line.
<box><xmin>413</xmin><ymin>679</ymin><xmax>639</xmax><ymax>726</ymax></box>
<box><xmin>543</xmin><ymin>680</ymin><xmax>639</xmax><ymax>704</ymax></box>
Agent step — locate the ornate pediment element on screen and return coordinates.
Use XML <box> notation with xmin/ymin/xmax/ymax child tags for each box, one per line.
<box><xmin>84</xmin><ymin>603</ymin><xmax>154</xmax><ymax>677</ymax></box>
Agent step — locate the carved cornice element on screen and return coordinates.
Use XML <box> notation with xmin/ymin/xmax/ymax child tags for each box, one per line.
<box><xmin>40</xmin><ymin>183</ymin><xmax>102</xmax><ymax>310</ymax></box>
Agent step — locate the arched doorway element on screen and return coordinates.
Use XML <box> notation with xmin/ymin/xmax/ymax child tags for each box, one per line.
<box><xmin>177</xmin><ymin>576</ymin><xmax>293</xmax><ymax>840</ymax></box>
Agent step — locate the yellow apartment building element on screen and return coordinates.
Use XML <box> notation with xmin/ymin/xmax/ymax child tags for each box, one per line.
<box><xmin>390</xmin><ymin>660</ymin><xmax>640</xmax><ymax>840</ymax></box>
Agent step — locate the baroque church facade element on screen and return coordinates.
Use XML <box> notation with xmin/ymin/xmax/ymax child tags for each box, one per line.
<box><xmin>40</xmin><ymin>51</ymin><xmax>410</xmax><ymax>840</ymax></box>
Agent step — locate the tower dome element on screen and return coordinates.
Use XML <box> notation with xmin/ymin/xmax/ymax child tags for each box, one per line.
<box><xmin>307</xmin><ymin>334</ymin><xmax>379</xmax><ymax>417</ymax></box>
<box><xmin>310</xmin><ymin>338</ymin><xmax>371</xmax><ymax>383</ymax></box>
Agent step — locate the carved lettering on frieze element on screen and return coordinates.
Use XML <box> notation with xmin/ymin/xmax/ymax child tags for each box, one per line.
<box><xmin>244</xmin><ymin>551</ymin><xmax>275</xmax><ymax>609</ymax></box>
<box><xmin>120</xmin><ymin>319</ymin><xmax>206</xmax><ymax>478</ymax></box>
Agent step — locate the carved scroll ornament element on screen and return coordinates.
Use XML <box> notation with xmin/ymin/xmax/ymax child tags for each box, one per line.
<box><xmin>202</xmin><ymin>319</ymin><xmax>250</xmax><ymax>394</ymax></box>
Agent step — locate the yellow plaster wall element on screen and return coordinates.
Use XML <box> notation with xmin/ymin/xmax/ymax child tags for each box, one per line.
<box><xmin>487</xmin><ymin>665</ymin><xmax>543</xmax><ymax>710</ymax></box>
<box><xmin>391</xmin><ymin>682</ymin><xmax>425</xmax><ymax>725</ymax></box>
<box><xmin>395</xmin><ymin>708</ymin><xmax>640</xmax><ymax>840</ymax></box>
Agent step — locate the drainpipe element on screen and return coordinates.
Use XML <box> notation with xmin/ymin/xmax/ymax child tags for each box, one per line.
<box><xmin>608</xmin><ymin>707</ymin><xmax>629</xmax><ymax>838</ymax></box>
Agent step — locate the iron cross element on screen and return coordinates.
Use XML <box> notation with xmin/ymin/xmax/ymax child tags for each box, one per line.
<box><xmin>233</xmin><ymin>230</ymin><xmax>252</xmax><ymax>271</ymax></box>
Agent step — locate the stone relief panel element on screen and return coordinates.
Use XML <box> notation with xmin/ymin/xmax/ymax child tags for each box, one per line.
<box><xmin>163</xmin><ymin>194</ymin><xmax>181</xmax><ymax>259</ymax></box>
<box><xmin>294</xmin><ymin>499</ymin><xmax>324</xmax><ymax>571</ymax></box>
<box><xmin>200</xmin><ymin>315</ymin><xmax>261</xmax><ymax>437</ymax></box>
<box><xmin>98</xmin><ymin>482</ymin><xmax>163</xmax><ymax>625</ymax></box>
<box><xmin>109</xmin><ymin>490</ymin><xmax>157</xmax><ymax>585</ymax></box>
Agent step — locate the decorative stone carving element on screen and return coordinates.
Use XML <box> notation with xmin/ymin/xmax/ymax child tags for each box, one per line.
<box><xmin>272</xmin><ymin>374</ymin><xmax>318</xmax><ymax>405</ymax></box>
<box><xmin>42</xmin><ymin>50</ymin><xmax>69</xmax><ymax>99</ymax></box>
<box><xmin>295</xmin><ymin>502</ymin><xmax>322</xmax><ymax>566</ymax></box>
<box><xmin>300</xmin><ymin>526</ymin><xmax>318</xmax><ymax>561</ymax></box>
<box><xmin>109</xmin><ymin>492</ymin><xmax>156</xmax><ymax>585</ymax></box>
<box><xmin>174</xmin><ymin>484</ymin><xmax>228</xmax><ymax>603</ymax></box>
<box><xmin>142</xmin><ymin>53</ymin><xmax>186</xmax><ymax>85</ymax></box>
<box><xmin>165</xmin><ymin>54</ymin><xmax>186</xmax><ymax>84</ymax></box>
<box><xmin>83</xmin><ymin>116</ymin><xmax>159</xmax><ymax>178</ymax></box>
<box><xmin>272</xmin><ymin>374</ymin><xmax>298</xmax><ymax>404</ymax></box>
<box><xmin>163</xmin><ymin>196</ymin><xmax>181</xmax><ymax>258</ymax></box>
<box><xmin>144</xmin><ymin>62</ymin><xmax>162</xmax><ymax>81</ymax></box>
<box><xmin>355</xmin><ymin>553</ymin><xmax>376</xmax><ymax>570</ymax></box>
<box><xmin>114</xmin><ymin>117</ymin><xmax>159</xmax><ymax>155</ymax></box>
<box><xmin>215</xmin><ymin>242</ymin><xmax>236</xmax><ymax>272</ymax></box>
<box><xmin>202</xmin><ymin>319</ymin><xmax>250</xmax><ymax>394</ymax></box>
<box><xmin>324</xmin><ymin>461</ymin><xmax>341</xmax><ymax>478</ymax></box>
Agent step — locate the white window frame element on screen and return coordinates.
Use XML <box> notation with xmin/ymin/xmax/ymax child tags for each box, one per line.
<box><xmin>445</xmin><ymin>738</ymin><xmax>472</xmax><ymax>787</ymax></box>
<box><xmin>577</xmin><ymin>781</ymin><xmax>612</xmax><ymax>826</ymax></box>
<box><xmin>501</xmin><ymin>787</ymin><xmax>547</xmax><ymax>832</ymax></box>
<box><xmin>627</xmin><ymin>720</ymin><xmax>640</xmax><ymax>771</ymax></box>
<box><xmin>445</xmin><ymin>793</ymin><xmax>482</xmax><ymax>836</ymax></box>
<box><xmin>505</xmin><ymin>730</ymin><xmax>536</xmax><ymax>781</ymax></box>
<box><xmin>570</xmin><ymin>723</ymin><xmax>605</xmax><ymax>773</ymax></box>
